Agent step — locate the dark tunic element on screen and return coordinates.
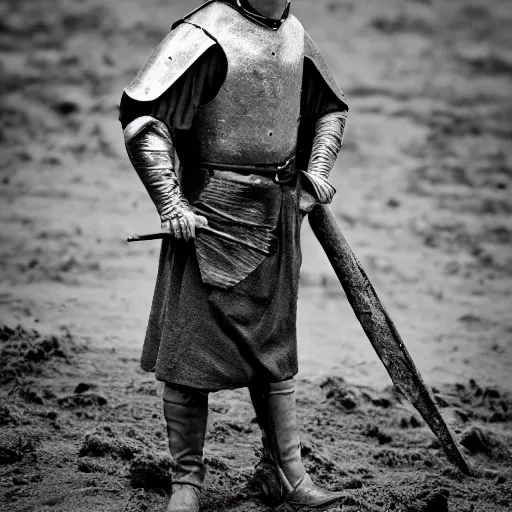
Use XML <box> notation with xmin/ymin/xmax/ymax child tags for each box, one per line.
<box><xmin>121</xmin><ymin>46</ymin><xmax>344</xmax><ymax>391</ymax></box>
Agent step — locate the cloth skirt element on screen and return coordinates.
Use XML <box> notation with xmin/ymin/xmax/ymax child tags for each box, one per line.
<box><xmin>140</xmin><ymin>167</ymin><xmax>303</xmax><ymax>390</ymax></box>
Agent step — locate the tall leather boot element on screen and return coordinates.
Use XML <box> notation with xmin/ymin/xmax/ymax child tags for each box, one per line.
<box><xmin>251</xmin><ymin>380</ymin><xmax>344</xmax><ymax>509</ymax></box>
<box><xmin>250</xmin><ymin>383</ymin><xmax>285</xmax><ymax>504</ymax></box>
<box><xmin>249</xmin><ymin>383</ymin><xmax>271</xmax><ymax>453</ymax></box>
<box><xmin>163</xmin><ymin>384</ymin><xmax>208</xmax><ymax>512</ymax></box>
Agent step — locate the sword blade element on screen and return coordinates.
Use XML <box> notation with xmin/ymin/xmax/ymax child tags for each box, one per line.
<box><xmin>309</xmin><ymin>205</ymin><xmax>470</xmax><ymax>475</ymax></box>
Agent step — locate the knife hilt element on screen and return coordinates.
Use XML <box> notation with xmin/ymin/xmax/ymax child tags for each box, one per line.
<box><xmin>127</xmin><ymin>226</ymin><xmax>272</xmax><ymax>254</ymax></box>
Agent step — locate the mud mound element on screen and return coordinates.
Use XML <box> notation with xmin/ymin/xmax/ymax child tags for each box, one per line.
<box><xmin>1</xmin><ymin>0</ymin><xmax>512</xmax><ymax>510</ymax></box>
<box><xmin>248</xmin><ymin>458</ymin><xmax>365</xmax><ymax>511</ymax></box>
<box><xmin>128</xmin><ymin>454</ymin><xmax>172</xmax><ymax>490</ymax></box>
<box><xmin>372</xmin><ymin>448</ymin><xmax>427</xmax><ymax>469</ymax></box>
<box><xmin>362</xmin><ymin>424</ymin><xmax>393</xmax><ymax>445</ymax></box>
<box><xmin>386</xmin><ymin>487</ymin><xmax>449</xmax><ymax>512</ymax></box>
<box><xmin>0</xmin><ymin>431</ymin><xmax>39</xmax><ymax>465</ymax></box>
<box><xmin>248</xmin><ymin>458</ymin><xmax>283</xmax><ymax>507</ymax></box>
<box><xmin>0</xmin><ymin>325</ymin><xmax>76</xmax><ymax>384</ymax></box>
<box><xmin>58</xmin><ymin>392</ymin><xmax>108</xmax><ymax>408</ymax></box>
<box><xmin>460</xmin><ymin>426</ymin><xmax>512</xmax><ymax>462</ymax></box>
<box><xmin>77</xmin><ymin>458</ymin><xmax>120</xmax><ymax>475</ymax></box>
<box><xmin>124</xmin><ymin>490</ymin><xmax>152</xmax><ymax>512</ymax></box>
<box><xmin>126</xmin><ymin>379</ymin><xmax>160</xmax><ymax>396</ymax></box>
<box><xmin>320</xmin><ymin>376</ymin><xmax>359</xmax><ymax>410</ymax></box>
<box><xmin>79</xmin><ymin>426</ymin><xmax>143</xmax><ymax>461</ymax></box>
<box><xmin>435</xmin><ymin>380</ymin><xmax>512</xmax><ymax>423</ymax></box>
<box><xmin>0</xmin><ymin>403</ymin><xmax>23</xmax><ymax>426</ymax></box>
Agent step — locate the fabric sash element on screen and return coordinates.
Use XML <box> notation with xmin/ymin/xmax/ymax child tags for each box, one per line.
<box><xmin>191</xmin><ymin>161</ymin><xmax>297</xmax><ymax>289</ymax></box>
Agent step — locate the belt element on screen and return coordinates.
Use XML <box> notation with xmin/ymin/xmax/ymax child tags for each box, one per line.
<box><xmin>198</xmin><ymin>156</ymin><xmax>296</xmax><ymax>185</ymax></box>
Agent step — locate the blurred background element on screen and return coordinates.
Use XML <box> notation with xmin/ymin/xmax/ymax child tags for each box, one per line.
<box><xmin>1</xmin><ymin>0</ymin><xmax>510</xmax><ymax>387</ymax></box>
<box><xmin>0</xmin><ymin>1</ymin><xmax>511</xmax><ymax>510</ymax></box>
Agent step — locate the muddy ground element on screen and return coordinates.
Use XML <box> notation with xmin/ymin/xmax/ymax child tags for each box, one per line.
<box><xmin>0</xmin><ymin>0</ymin><xmax>511</xmax><ymax>510</ymax></box>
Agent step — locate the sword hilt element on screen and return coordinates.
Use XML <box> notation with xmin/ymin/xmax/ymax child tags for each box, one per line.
<box><xmin>127</xmin><ymin>233</ymin><xmax>168</xmax><ymax>242</ymax></box>
<box><xmin>127</xmin><ymin>226</ymin><xmax>272</xmax><ymax>254</ymax></box>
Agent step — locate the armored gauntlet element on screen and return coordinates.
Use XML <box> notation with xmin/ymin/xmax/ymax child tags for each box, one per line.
<box><xmin>302</xmin><ymin>110</ymin><xmax>347</xmax><ymax>204</ymax></box>
<box><xmin>124</xmin><ymin>116</ymin><xmax>198</xmax><ymax>236</ymax></box>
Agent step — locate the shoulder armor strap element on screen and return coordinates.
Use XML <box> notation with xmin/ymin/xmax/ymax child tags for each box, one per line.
<box><xmin>304</xmin><ymin>31</ymin><xmax>347</xmax><ymax>108</ymax></box>
<box><xmin>124</xmin><ymin>21</ymin><xmax>217</xmax><ymax>102</ymax></box>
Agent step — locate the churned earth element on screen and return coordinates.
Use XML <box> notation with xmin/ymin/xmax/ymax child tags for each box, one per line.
<box><xmin>0</xmin><ymin>0</ymin><xmax>511</xmax><ymax>511</ymax></box>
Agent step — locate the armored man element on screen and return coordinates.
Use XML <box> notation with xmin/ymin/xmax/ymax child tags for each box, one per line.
<box><xmin>120</xmin><ymin>0</ymin><xmax>348</xmax><ymax>510</ymax></box>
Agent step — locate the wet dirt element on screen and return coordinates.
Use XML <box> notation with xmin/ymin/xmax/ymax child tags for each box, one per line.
<box><xmin>1</xmin><ymin>0</ymin><xmax>511</xmax><ymax>511</ymax></box>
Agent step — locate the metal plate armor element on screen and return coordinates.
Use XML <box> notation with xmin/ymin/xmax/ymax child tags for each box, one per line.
<box><xmin>304</xmin><ymin>31</ymin><xmax>346</xmax><ymax>107</ymax></box>
<box><xmin>188</xmin><ymin>1</ymin><xmax>305</xmax><ymax>165</ymax></box>
<box><xmin>124</xmin><ymin>22</ymin><xmax>216</xmax><ymax>102</ymax></box>
<box><xmin>124</xmin><ymin>1</ymin><xmax>347</xmax><ymax>137</ymax></box>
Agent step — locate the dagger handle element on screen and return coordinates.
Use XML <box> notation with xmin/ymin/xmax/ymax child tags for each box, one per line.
<box><xmin>127</xmin><ymin>226</ymin><xmax>218</xmax><ymax>243</ymax></box>
<box><xmin>127</xmin><ymin>233</ymin><xmax>167</xmax><ymax>242</ymax></box>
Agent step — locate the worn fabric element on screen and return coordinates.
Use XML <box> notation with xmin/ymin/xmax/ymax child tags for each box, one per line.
<box><xmin>121</xmin><ymin>46</ymin><xmax>346</xmax><ymax>391</ymax></box>
<box><xmin>192</xmin><ymin>168</ymin><xmax>282</xmax><ymax>289</ymax></box>
<box><xmin>142</xmin><ymin>172</ymin><xmax>301</xmax><ymax>390</ymax></box>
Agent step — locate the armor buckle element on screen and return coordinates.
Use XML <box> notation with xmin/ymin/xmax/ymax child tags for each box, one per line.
<box><xmin>274</xmin><ymin>157</ymin><xmax>295</xmax><ymax>184</ymax></box>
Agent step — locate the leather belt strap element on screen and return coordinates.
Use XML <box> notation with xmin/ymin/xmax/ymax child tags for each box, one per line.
<box><xmin>198</xmin><ymin>156</ymin><xmax>296</xmax><ymax>184</ymax></box>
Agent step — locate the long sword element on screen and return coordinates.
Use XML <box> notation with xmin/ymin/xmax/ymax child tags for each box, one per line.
<box><xmin>309</xmin><ymin>205</ymin><xmax>470</xmax><ymax>475</ymax></box>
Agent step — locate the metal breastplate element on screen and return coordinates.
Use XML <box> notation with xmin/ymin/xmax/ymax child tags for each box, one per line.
<box><xmin>189</xmin><ymin>2</ymin><xmax>304</xmax><ymax>165</ymax></box>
